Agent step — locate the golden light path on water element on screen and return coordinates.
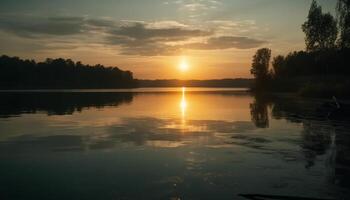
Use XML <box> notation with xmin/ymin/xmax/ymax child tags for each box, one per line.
<box><xmin>180</xmin><ymin>87</ymin><xmax>187</xmax><ymax>128</ymax></box>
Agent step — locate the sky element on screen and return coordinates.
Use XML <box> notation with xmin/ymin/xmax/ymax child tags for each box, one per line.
<box><xmin>0</xmin><ymin>0</ymin><xmax>337</xmax><ymax>79</ymax></box>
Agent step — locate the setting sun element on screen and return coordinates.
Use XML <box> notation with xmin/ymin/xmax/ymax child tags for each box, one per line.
<box><xmin>179</xmin><ymin>58</ymin><xmax>189</xmax><ymax>72</ymax></box>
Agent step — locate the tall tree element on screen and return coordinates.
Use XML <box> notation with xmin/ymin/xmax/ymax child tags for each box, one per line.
<box><xmin>337</xmin><ymin>0</ymin><xmax>350</xmax><ymax>48</ymax></box>
<box><xmin>272</xmin><ymin>55</ymin><xmax>285</xmax><ymax>77</ymax></box>
<box><xmin>302</xmin><ymin>0</ymin><xmax>338</xmax><ymax>51</ymax></box>
<box><xmin>250</xmin><ymin>48</ymin><xmax>271</xmax><ymax>83</ymax></box>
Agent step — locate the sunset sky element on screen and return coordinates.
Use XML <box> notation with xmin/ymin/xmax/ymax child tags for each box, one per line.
<box><xmin>0</xmin><ymin>0</ymin><xmax>336</xmax><ymax>79</ymax></box>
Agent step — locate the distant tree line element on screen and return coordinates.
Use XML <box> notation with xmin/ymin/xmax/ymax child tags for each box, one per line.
<box><xmin>0</xmin><ymin>55</ymin><xmax>137</xmax><ymax>89</ymax></box>
<box><xmin>251</xmin><ymin>0</ymin><xmax>350</xmax><ymax>98</ymax></box>
<box><xmin>138</xmin><ymin>79</ymin><xmax>252</xmax><ymax>88</ymax></box>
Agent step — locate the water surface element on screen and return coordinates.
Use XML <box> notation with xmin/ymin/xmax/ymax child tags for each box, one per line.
<box><xmin>0</xmin><ymin>88</ymin><xmax>349</xmax><ymax>200</ymax></box>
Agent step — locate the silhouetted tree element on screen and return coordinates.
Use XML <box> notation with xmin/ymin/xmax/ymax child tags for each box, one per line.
<box><xmin>0</xmin><ymin>55</ymin><xmax>137</xmax><ymax>89</ymax></box>
<box><xmin>250</xmin><ymin>1</ymin><xmax>350</xmax><ymax>98</ymax></box>
<box><xmin>337</xmin><ymin>0</ymin><xmax>350</xmax><ymax>48</ymax></box>
<box><xmin>302</xmin><ymin>0</ymin><xmax>338</xmax><ymax>52</ymax></box>
<box><xmin>250</xmin><ymin>48</ymin><xmax>271</xmax><ymax>88</ymax></box>
<box><xmin>272</xmin><ymin>55</ymin><xmax>285</xmax><ymax>77</ymax></box>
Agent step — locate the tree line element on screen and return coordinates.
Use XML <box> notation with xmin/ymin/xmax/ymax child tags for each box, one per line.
<box><xmin>138</xmin><ymin>79</ymin><xmax>252</xmax><ymax>88</ymax></box>
<box><xmin>0</xmin><ymin>55</ymin><xmax>137</xmax><ymax>89</ymax></box>
<box><xmin>251</xmin><ymin>0</ymin><xmax>350</xmax><ymax>98</ymax></box>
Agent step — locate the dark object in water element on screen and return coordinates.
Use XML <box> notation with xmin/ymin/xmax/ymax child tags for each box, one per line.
<box><xmin>317</xmin><ymin>96</ymin><xmax>350</xmax><ymax>121</ymax></box>
<box><xmin>239</xmin><ymin>194</ymin><xmax>335</xmax><ymax>200</ymax></box>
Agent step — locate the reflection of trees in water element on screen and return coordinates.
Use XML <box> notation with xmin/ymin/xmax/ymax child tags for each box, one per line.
<box><xmin>0</xmin><ymin>92</ymin><xmax>134</xmax><ymax>117</ymax></box>
<box><xmin>301</xmin><ymin>121</ymin><xmax>332</xmax><ymax>168</ymax></box>
<box><xmin>250</xmin><ymin>94</ymin><xmax>270</xmax><ymax>128</ymax></box>
<box><xmin>332</xmin><ymin>126</ymin><xmax>350</xmax><ymax>188</ymax></box>
<box><xmin>266</xmin><ymin>95</ymin><xmax>350</xmax><ymax>190</ymax></box>
<box><xmin>269</xmin><ymin>96</ymin><xmax>332</xmax><ymax>167</ymax></box>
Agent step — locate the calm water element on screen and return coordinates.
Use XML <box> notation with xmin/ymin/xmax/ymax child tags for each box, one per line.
<box><xmin>0</xmin><ymin>88</ymin><xmax>349</xmax><ymax>200</ymax></box>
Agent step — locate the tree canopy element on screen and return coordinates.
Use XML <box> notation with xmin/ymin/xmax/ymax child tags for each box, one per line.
<box><xmin>250</xmin><ymin>0</ymin><xmax>350</xmax><ymax>98</ymax></box>
<box><xmin>302</xmin><ymin>0</ymin><xmax>338</xmax><ymax>52</ymax></box>
<box><xmin>0</xmin><ymin>55</ymin><xmax>137</xmax><ymax>89</ymax></box>
<box><xmin>250</xmin><ymin>48</ymin><xmax>271</xmax><ymax>83</ymax></box>
<box><xmin>337</xmin><ymin>0</ymin><xmax>350</xmax><ymax>48</ymax></box>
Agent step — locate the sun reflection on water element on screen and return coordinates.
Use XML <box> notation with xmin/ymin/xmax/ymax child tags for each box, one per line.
<box><xmin>180</xmin><ymin>87</ymin><xmax>187</xmax><ymax>127</ymax></box>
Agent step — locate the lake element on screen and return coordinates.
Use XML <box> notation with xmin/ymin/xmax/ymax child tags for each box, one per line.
<box><xmin>0</xmin><ymin>88</ymin><xmax>349</xmax><ymax>200</ymax></box>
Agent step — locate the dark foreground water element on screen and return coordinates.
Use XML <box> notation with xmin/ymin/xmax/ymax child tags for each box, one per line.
<box><xmin>0</xmin><ymin>88</ymin><xmax>349</xmax><ymax>200</ymax></box>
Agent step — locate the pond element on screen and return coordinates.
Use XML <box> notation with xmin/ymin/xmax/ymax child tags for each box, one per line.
<box><xmin>0</xmin><ymin>88</ymin><xmax>349</xmax><ymax>200</ymax></box>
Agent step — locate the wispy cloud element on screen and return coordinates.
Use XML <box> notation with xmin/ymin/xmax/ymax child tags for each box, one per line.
<box><xmin>109</xmin><ymin>22</ymin><xmax>211</xmax><ymax>41</ymax></box>
<box><xmin>183</xmin><ymin>36</ymin><xmax>266</xmax><ymax>50</ymax></box>
<box><xmin>0</xmin><ymin>15</ymin><xmax>87</xmax><ymax>37</ymax></box>
<box><xmin>0</xmin><ymin>14</ymin><xmax>267</xmax><ymax>56</ymax></box>
<box><xmin>206</xmin><ymin>20</ymin><xmax>258</xmax><ymax>34</ymax></box>
<box><xmin>165</xmin><ymin>0</ymin><xmax>222</xmax><ymax>13</ymax></box>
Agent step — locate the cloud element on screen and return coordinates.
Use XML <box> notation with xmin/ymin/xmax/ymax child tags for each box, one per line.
<box><xmin>106</xmin><ymin>22</ymin><xmax>264</xmax><ymax>55</ymax></box>
<box><xmin>0</xmin><ymin>14</ymin><xmax>267</xmax><ymax>56</ymax></box>
<box><xmin>107</xmin><ymin>36</ymin><xmax>182</xmax><ymax>56</ymax></box>
<box><xmin>183</xmin><ymin>3</ymin><xmax>209</xmax><ymax>11</ymax></box>
<box><xmin>109</xmin><ymin>22</ymin><xmax>211</xmax><ymax>41</ymax></box>
<box><xmin>86</xmin><ymin>18</ymin><xmax>116</xmax><ymax>28</ymax></box>
<box><xmin>168</xmin><ymin>0</ymin><xmax>222</xmax><ymax>12</ymax></box>
<box><xmin>146</xmin><ymin>20</ymin><xmax>188</xmax><ymax>29</ymax></box>
<box><xmin>183</xmin><ymin>36</ymin><xmax>267</xmax><ymax>50</ymax></box>
<box><xmin>106</xmin><ymin>21</ymin><xmax>211</xmax><ymax>55</ymax></box>
<box><xmin>206</xmin><ymin>20</ymin><xmax>258</xmax><ymax>34</ymax></box>
<box><xmin>0</xmin><ymin>15</ymin><xmax>86</xmax><ymax>37</ymax></box>
<box><xmin>107</xmin><ymin>35</ymin><xmax>265</xmax><ymax>56</ymax></box>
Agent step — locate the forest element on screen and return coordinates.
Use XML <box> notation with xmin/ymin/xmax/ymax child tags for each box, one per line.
<box><xmin>0</xmin><ymin>55</ymin><xmax>137</xmax><ymax>89</ymax></box>
<box><xmin>251</xmin><ymin>0</ymin><xmax>350</xmax><ymax>98</ymax></box>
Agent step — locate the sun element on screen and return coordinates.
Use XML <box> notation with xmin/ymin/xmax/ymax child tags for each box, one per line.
<box><xmin>179</xmin><ymin>58</ymin><xmax>189</xmax><ymax>72</ymax></box>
